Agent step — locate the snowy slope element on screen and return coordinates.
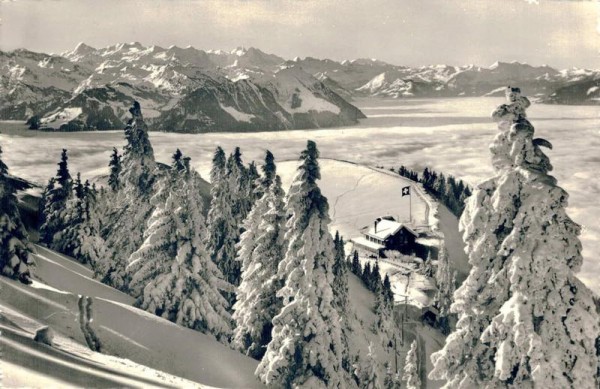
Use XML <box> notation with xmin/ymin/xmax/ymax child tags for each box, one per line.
<box><xmin>0</xmin><ymin>244</ymin><xmax>264</xmax><ymax>388</ymax></box>
<box><xmin>278</xmin><ymin>159</ymin><xmax>431</xmax><ymax>239</ymax></box>
<box><xmin>277</xmin><ymin>158</ymin><xmax>471</xmax><ymax>296</ymax></box>
<box><xmin>347</xmin><ymin>264</ymin><xmax>446</xmax><ymax>389</ymax></box>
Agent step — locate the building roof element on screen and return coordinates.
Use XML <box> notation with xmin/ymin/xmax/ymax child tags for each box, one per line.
<box><xmin>365</xmin><ymin>219</ymin><xmax>417</xmax><ymax>240</ymax></box>
<box><xmin>352</xmin><ymin>236</ymin><xmax>385</xmax><ymax>251</ymax></box>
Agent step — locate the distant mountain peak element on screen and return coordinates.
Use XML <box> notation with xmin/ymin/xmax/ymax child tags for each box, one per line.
<box><xmin>231</xmin><ymin>47</ymin><xmax>247</xmax><ymax>56</ymax></box>
<box><xmin>74</xmin><ymin>42</ymin><xmax>96</xmax><ymax>52</ymax></box>
<box><xmin>62</xmin><ymin>42</ymin><xmax>97</xmax><ymax>58</ymax></box>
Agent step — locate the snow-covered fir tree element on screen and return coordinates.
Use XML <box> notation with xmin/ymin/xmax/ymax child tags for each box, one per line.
<box><xmin>434</xmin><ymin>243</ymin><xmax>454</xmax><ymax>335</ymax></box>
<box><xmin>430</xmin><ymin>87</ymin><xmax>599</xmax><ymax>388</ymax></box>
<box><xmin>256</xmin><ymin>140</ymin><xmax>344</xmax><ymax>388</ymax></box>
<box><xmin>383</xmin><ymin>361</ymin><xmax>402</xmax><ymax>389</ymax></box>
<box><xmin>53</xmin><ymin>173</ymin><xmax>86</xmax><ymax>259</ymax></box>
<box><xmin>233</xmin><ymin>152</ymin><xmax>287</xmax><ymax>359</ymax></box>
<box><xmin>120</xmin><ymin>101</ymin><xmax>156</xmax><ymax>191</ymax></box>
<box><xmin>403</xmin><ymin>340</ymin><xmax>421</xmax><ymax>389</ymax></box>
<box><xmin>333</xmin><ymin>232</ymin><xmax>351</xmax><ymax>371</ymax></box>
<box><xmin>374</xmin><ymin>275</ymin><xmax>395</xmax><ymax>348</ymax></box>
<box><xmin>222</xmin><ymin>147</ymin><xmax>250</xmax><ymax>289</ymax></box>
<box><xmin>108</xmin><ymin>147</ymin><xmax>122</xmax><ymax>192</ymax></box>
<box><xmin>40</xmin><ymin>149</ymin><xmax>72</xmax><ymax>246</ymax></box>
<box><xmin>246</xmin><ymin>161</ymin><xmax>261</xmax><ymax>204</ymax></box>
<box><xmin>74</xmin><ymin>181</ymin><xmax>105</xmax><ymax>268</ymax></box>
<box><xmin>421</xmin><ymin>252</ymin><xmax>434</xmax><ymax>278</ymax></box>
<box><xmin>0</xmin><ymin>145</ymin><xmax>34</xmax><ymax>284</ymax></box>
<box><xmin>100</xmin><ymin>101</ymin><xmax>157</xmax><ymax>290</ymax></box>
<box><xmin>206</xmin><ymin>146</ymin><xmax>238</xmax><ymax>301</ymax></box>
<box><xmin>354</xmin><ymin>342</ymin><xmax>381</xmax><ymax>389</ymax></box>
<box><xmin>371</xmin><ymin>261</ymin><xmax>382</xmax><ymax>292</ymax></box>
<box><xmin>362</xmin><ymin>261</ymin><xmax>372</xmax><ymax>286</ymax></box>
<box><xmin>333</xmin><ymin>232</ymin><xmax>350</xmax><ymax>314</ymax></box>
<box><xmin>382</xmin><ymin>273</ymin><xmax>394</xmax><ymax>303</ymax></box>
<box><xmin>351</xmin><ymin>250</ymin><xmax>361</xmax><ymax>275</ymax></box>
<box><xmin>129</xmin><ymin>151</ymin><xmax>233</xmax><ymax>341</ymax></box>
<box><xmin>127</xmin><ymin>150</ymin><xmax>181</xmax><ymax>298</ymax></box>
<box><xmin>256</xmin><ymin>150</ymin><xmax>276</xmax><ymax>198</ymax></box>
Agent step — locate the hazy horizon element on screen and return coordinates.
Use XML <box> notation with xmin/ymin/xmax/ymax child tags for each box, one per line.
<box><xmin>1</xmin><ymin>0</ymin><xmax>598</xmax><ymax>69</ymax></box>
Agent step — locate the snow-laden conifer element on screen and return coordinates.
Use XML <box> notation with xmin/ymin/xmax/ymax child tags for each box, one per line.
<box><xmin>256</xmin><ymin>150</ymin><xmax>276</xmax><ymax>198</ymax></box>
<box><xmin>0</xmin><ymin>145</ymin><xmax>34</xmax><ymax>283</ymax></box>
<box><xmin>374</xmin><ymin>277</ymin><xmax>395</xmax><ymax>348</ymax></box>
<box><xmin>233</xmin><ymin>152</ymin><xmax>286</xmax><ymax>358</ymax></box>
<box><xmin>206</xmin><ymin>147</ymin><xmax>238</xmax><ymax>294</ymax></box>
<box><xmin>40</xmin><ymin>149</ymin><xmax>72</xmax><ymax>246</ymax></box>
<box><xmin>256</xmin><ymin>140</ymin><xmax>344</xmax><ymax>388</ymax></box>
<box><xmin>53</xmin><ymin>173</ymin><xmax>85</xmax><ymax>258</ymax></box>
<box><xmin>128</xmin><ymin>151</ymin><xmax>233</xmax><ymax>340</ymax></box>
<box><xmin>222</xmin><ymin>147</ymin><xmax>249</xmax><ymax>288</ymax></box>
<box><xmin>246</xmin><ymin>161</ymin><xmax>261</xmax><ymax>204</ymax></box>
<box><xmin>74</xmin><ymin>181</ymin><xmax>105</xmax><ymax>268</ymax></box>
<box><xmin>127</xmin><ymin>149</ymin><xmax>184</xmax><ymax>298</ymax></box>
<box><xmin>434</xmin><ymin>244</ymin><xmax>454</xmax><ymax>334</ymax></box>
<box><xmin>333</xmin><ymin>232</ymin><xmax>350</xmax><ymax>315</ymax></box>
<box><xmin>101</xmin><ymin>101</ymin><xmax>157</xmax><ymax>290</ymax></box>
<box><xmin>333</xmin><ymin>232</ymin><xmax>352</xmax><ymax>371</ymax></box>
<box><xmin>120</xmin><ymin>101</ymin><xmax>156</xmax><ymax>192</ymax></box>
<box><xmin>354</xmin><ymin>342</ymin><xmax>380</xmax><ymax>389</ymax></box>
<box><xmin>383</xmin><ymin>361</ymin><xmax>402</xmax><ymax>389</ymax></box>
<box><xmin>430</xmin><ymin>87</ymin><xmax>599</xmax><ymax>388</ymax></box>
<box><xmin>108</xmin><ymin>147</ymin><xmax>122</xmax><ymax>192</ymax></box>
<box><xmin>351</xmin><ymin>250</ymin><xmax>361</xmax><ymax>275</ymax></box>
<box><xmin>126</xmin><ymin>175</ymin><xmax>175</xmax><ymax>299</ymax></box>
<box><xmin>403</xmin><ymin>340</ymin><xmax>420</xmax><ymax>389</ymax></box>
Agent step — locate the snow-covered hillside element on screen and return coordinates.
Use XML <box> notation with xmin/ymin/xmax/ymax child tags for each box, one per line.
<box><xmin>278</xmin><ymin>158</ymin><xmax>468</xmax><ymax>306</ymax></box>
<box><xmin>278</xmin><ymin>159</ymin><xmax>431</xmax><ymax>238</ymax></box>
<box><xmin>1</xmin><ymin>241</ymin><xmax>450</xmax><ymax>388</ymax></box>
<box><xmin>0</xmin><ymin>244</ymin><xmax>264</xmax><ymax>388</ymax></box>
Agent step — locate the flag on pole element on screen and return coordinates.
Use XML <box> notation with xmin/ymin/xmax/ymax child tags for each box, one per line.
<box><xmin>402</xmin><ymin>186</ymin><xmax>411</xmax><ymax>197</ymax></box>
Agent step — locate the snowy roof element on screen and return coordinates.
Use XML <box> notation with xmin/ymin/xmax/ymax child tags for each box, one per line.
<box><xmin>352</xmin><ymin>236</ymin><xmax>385</xmax><ymax>251</ymax></box>
<box><xmin>365</xmin><ymin>219</ymin><xmax>416</xmax><ymax>240</ymax></box>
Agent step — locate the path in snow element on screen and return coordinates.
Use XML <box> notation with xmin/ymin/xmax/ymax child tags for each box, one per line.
<box><xmin>436</xmin><ymin>205</ymin><xmax>469</xmax><ymax>282</ymax></box>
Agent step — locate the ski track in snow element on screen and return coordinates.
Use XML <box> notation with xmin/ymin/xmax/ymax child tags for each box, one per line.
<box><xmin>331</xmin><ymin>170</ymin><xmax>377</xmax><ymax>219</ymax></box>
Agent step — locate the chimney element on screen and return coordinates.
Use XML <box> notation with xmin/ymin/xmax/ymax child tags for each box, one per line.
<box><xmin>374</xmin><ymin>220</ymin><xmax>379</xmax><ymax>233</ymax></box>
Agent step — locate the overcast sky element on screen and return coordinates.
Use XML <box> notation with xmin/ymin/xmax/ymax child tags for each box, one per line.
<box><xmin>0</xmin><ymin>0</ymin><xmax>598</xmax><ymax>69</ymax></box>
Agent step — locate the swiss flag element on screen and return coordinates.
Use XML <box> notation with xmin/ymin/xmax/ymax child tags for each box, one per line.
<box><xmin>402</xmin><ymin>186</ymin><xmax>411</xmax><ymax>197</ymax></box>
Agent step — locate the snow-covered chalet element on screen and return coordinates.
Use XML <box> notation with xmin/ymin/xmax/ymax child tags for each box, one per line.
<box><xmin>351</xmin><ymin>216</ymin><xmax>439</xmax><ymax>259</ymax></box>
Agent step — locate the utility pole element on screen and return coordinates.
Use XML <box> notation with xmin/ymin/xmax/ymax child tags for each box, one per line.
<box><xmin>400</xmin><ymin>293</ymin><xmax>409</xmax><ymax>346</ymax></box>
<box><xmin>394</xmin><ymin>333</ymin><xmax>398</xmax><ymax>373</ymax></box>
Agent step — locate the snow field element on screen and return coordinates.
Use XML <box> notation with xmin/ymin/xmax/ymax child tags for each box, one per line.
<box><xmin>278</xmin><ymin>159</ymin><xmax>429</xmax><ymax>240</ymax></box>
<box><xmin>0</xmin><ymin>244</ymin><xmax>264</xmax><ymax>388</ymax></box>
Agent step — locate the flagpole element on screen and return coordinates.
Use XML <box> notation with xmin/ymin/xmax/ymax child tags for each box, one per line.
<box><xmin>409</xmin><ymin>185</ymin><xmax>412</xmax><ymax>224</ymax></box>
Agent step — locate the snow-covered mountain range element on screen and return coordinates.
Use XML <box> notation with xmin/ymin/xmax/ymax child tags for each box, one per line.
<box><xmin>0</xmin><ymin>43</ymin><xmax>365</xmax><ymax>132</ymax></box>
<box><xmin>1</xmin><ymin>43</ymin><xmax>598</xmax><ymax>132</ymax></box>
<box><xmin>295</xmin><ymin>57</ymin><xmax>600</xmax><ymax>103</ymax></box>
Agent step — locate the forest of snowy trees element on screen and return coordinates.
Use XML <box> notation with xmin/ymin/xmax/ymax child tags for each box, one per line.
<box><xmin>23</xmin><ymin>101</ymin><xmax>375</xmax><ymax>387</ymax></box>
<box><xmin>1</xmin><ymin>90</ymin><xmax>599</xmax><ymax>387</ymax></box>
